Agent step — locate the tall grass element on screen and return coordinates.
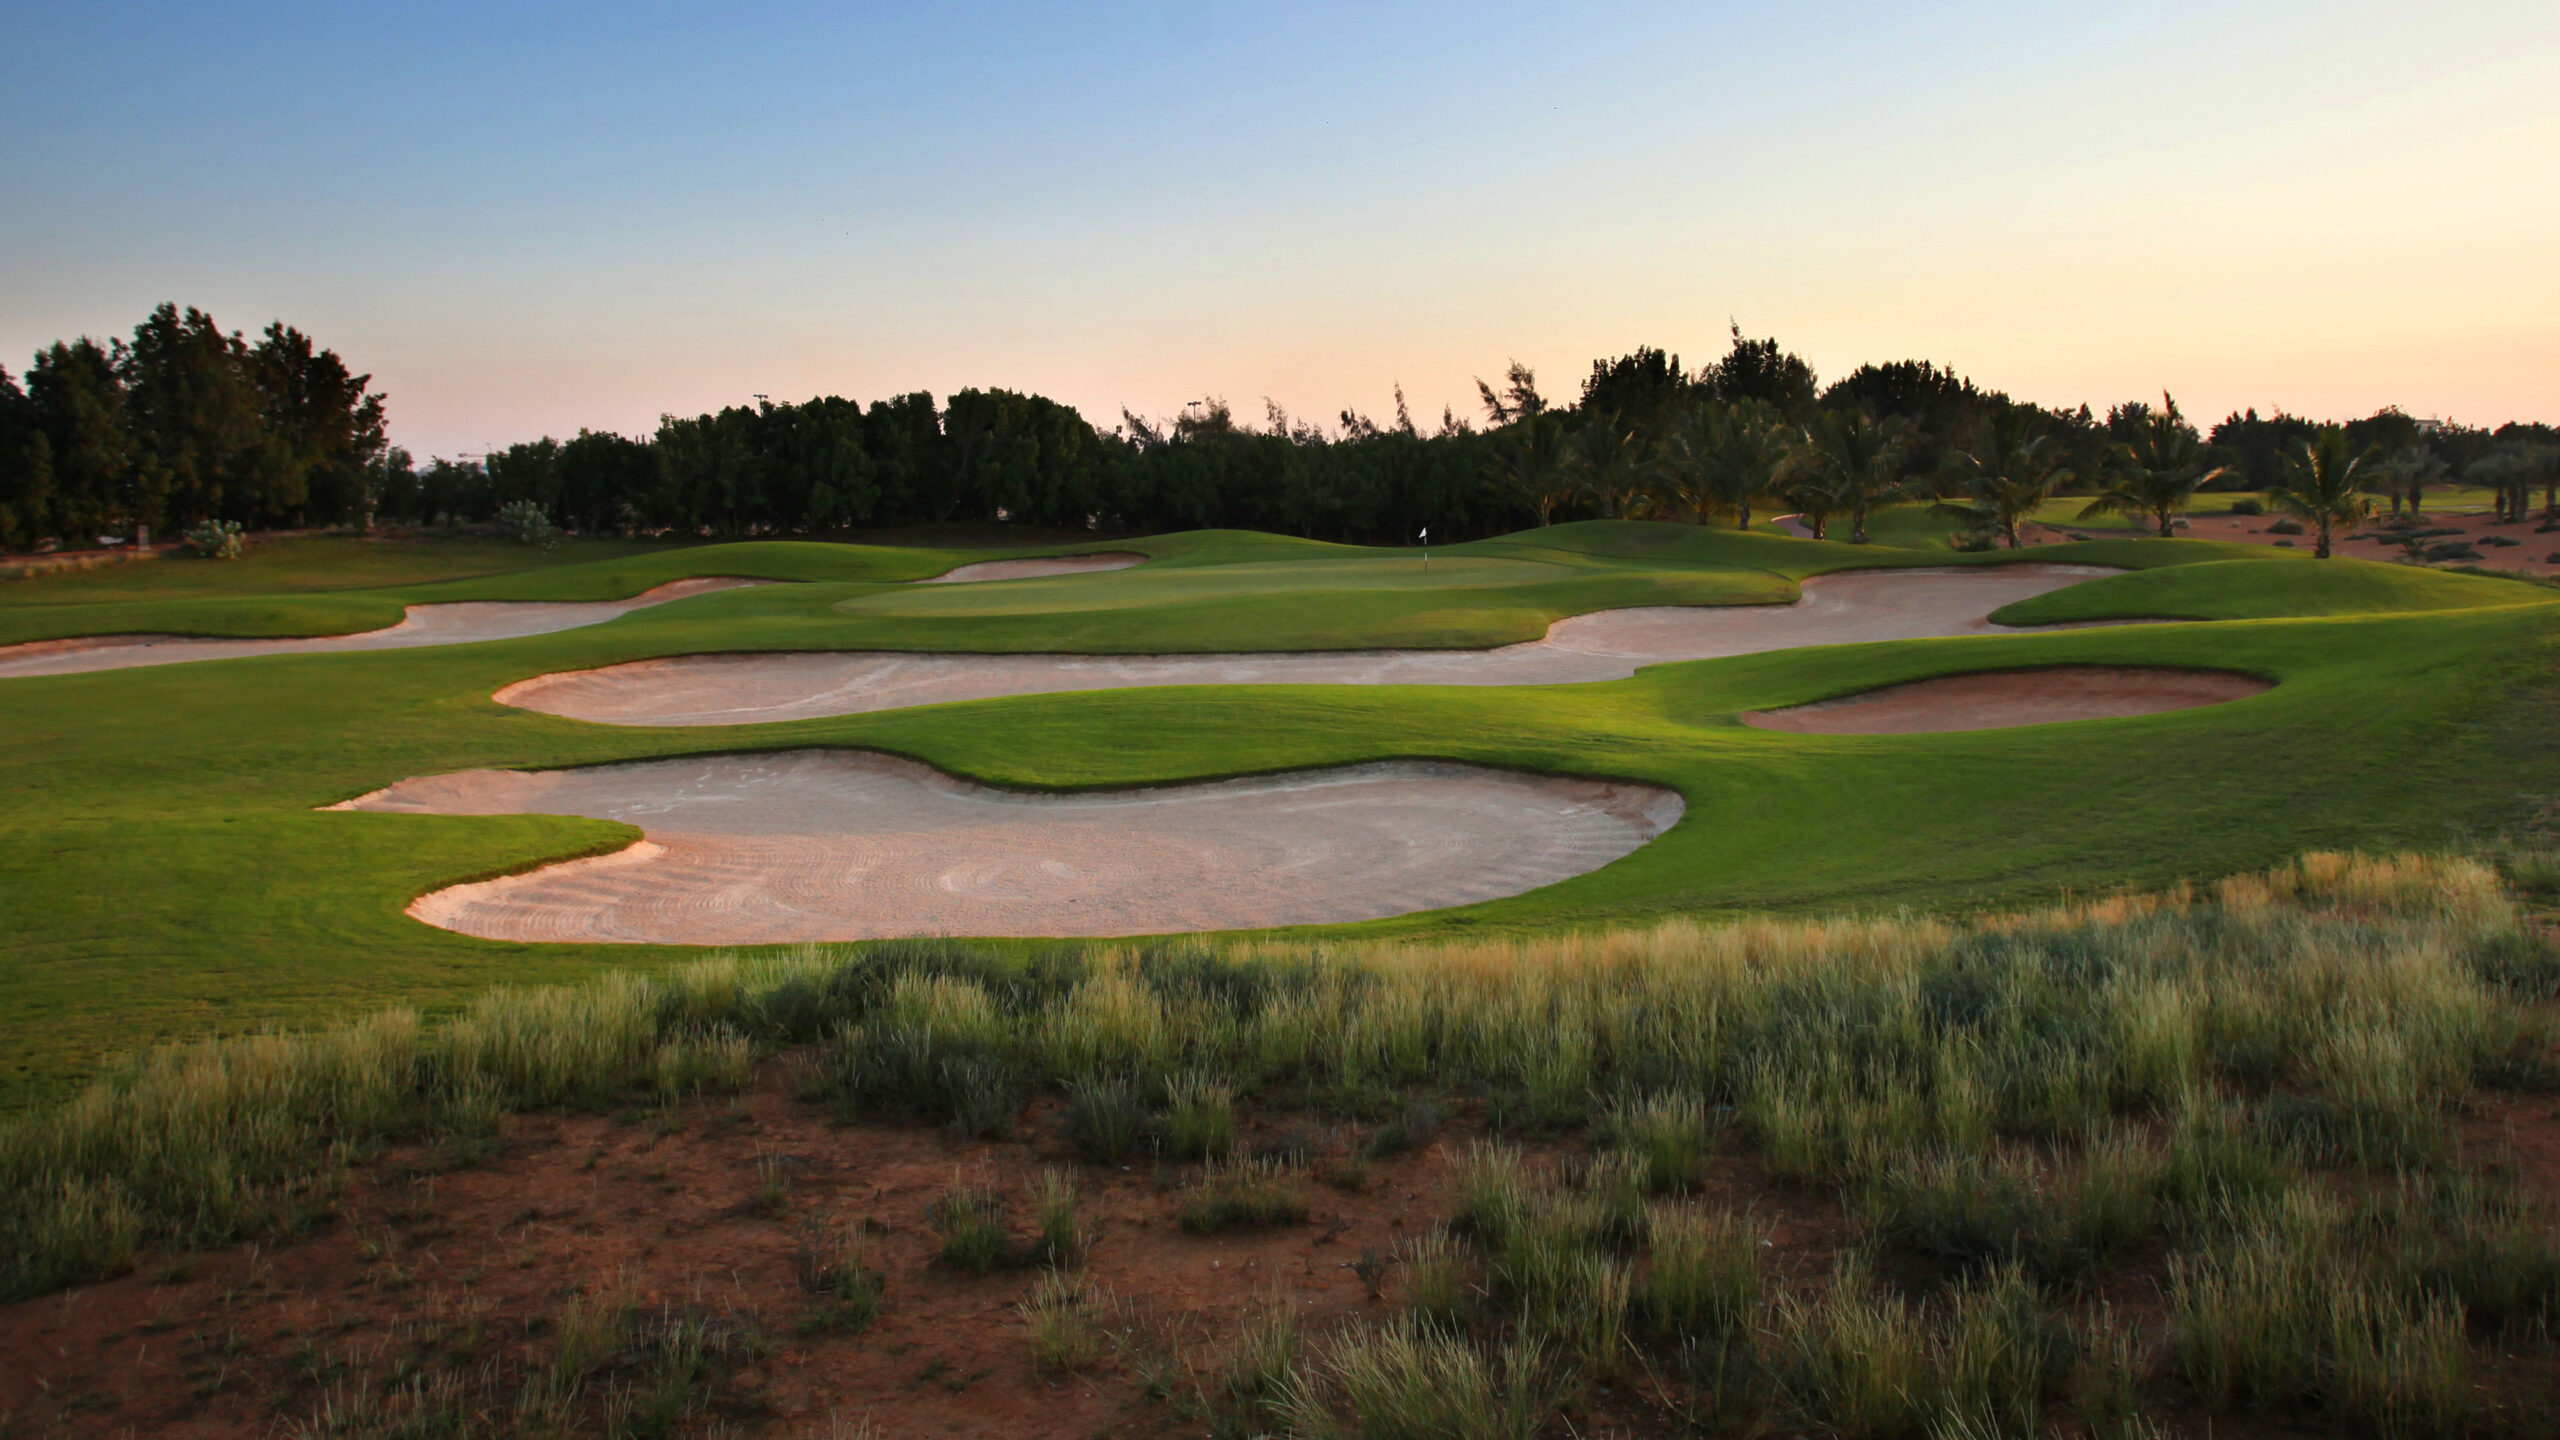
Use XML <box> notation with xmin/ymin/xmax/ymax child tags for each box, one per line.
<box><xmin>3</xmin><ymin>838</ymin><xmax>2549</xmax><ymax>1438</ymax></box>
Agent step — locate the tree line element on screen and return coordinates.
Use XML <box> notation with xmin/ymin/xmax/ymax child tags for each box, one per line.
<box><xmin>5</xmin><ymin>307</ymin><xmax>2554</xmax><ymax>552</ymax></box>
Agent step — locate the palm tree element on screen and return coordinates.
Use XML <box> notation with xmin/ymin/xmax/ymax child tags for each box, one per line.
<box><xmin>1783</xmin><ymin>469</ymin><xmax>1848</xmax><ymax>541</ymax></box>
<box><xmin>2378</xmin><ymin>446</ymin><xmax>2447</xmax><ymax>518</ymax></box>
<box><xmin>2267</xmin><ymin>428</ymin><xmax>2376</xmax><ymax>558</ymax></box>
<box><xmin>1788</xmin><ymin>408</ymin><xmax>1913</xmax><ymax>544</ymax></box>
<box><xmin>2079</xmin><ymin>392</ymin><xmax>2226</xmax><ymax>537</ymax></box>
<box><xmin>1570</xmin><ymin>420</ymin><xmax>1649</xmax><ymax>520</ymax></box>
<box><xmin>1657</xmin><ymin>398</ymin><xmax>1789</xmax><ymax>529</ymax></box>
<box><xmin>1489</xmin><ymin>412</ymin><xmax>1575</xmax><ymax>526</ymax></box>
<box><xmin>1934</xmin><ymin>409</ymin><xmax>2074</xmax><ymax>549</ymax></box>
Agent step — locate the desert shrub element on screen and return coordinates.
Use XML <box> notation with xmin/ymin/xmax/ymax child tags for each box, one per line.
<box><xmin>932</xmin><ymin>1184</ymin><xmax>1008</xmax><ymax>1274</ymax></box>
<box><xmin>1033</xmin><ymin>1168</ymin><xmax>1086</xmax><ymax>1264</ymax></box>
<box><xmin>1177</xmin><ymin>1156</ymin><xmax>1309</xmax><ymax>1233</ymax></box>
<box><xmin>1282</xmin><ymin>1318</ymin><xmax>1552</xmax><ymax>1440</ymax></box>
<box><xmin>2227</xmin><ymin>497</ymin><xmax>2264</xmax><ymax>516</ymax></box>
<box><xmin>2156</xmin><ymin>1107</ymin><xmax>2293</xmax><ymax>1222</ymax></box>
<box><xmin>1949</xmin><ymin>527</ymin><xmax>1999</xmax><ymax>552</ymax></box>
<box><xmin>649</xmin><ymin>1027</ymin><xmax>753</xmax><ymax>1101</ymax></box>
<box><xmin>1399</xmin><ymin>1227</ymin><xmax>1472</xmax><ymax>1326</ymax></box>
<box><xmin>1639</xmin><ymin>1208</ymin><xmax>1761</xmax><ymax>1338</ymax></box>
<box><xmin>795</xmin><ymin>1220</ymin><xmax>883</xmax><ymax>1334</ymax></box>
<box><xmin>1161</xmin><ymin>1072</ymin><xmax>1236</xmax><ymax>1161</ymax></box>
<box><xmin>1019</xmin><ymin>1270</ymin><xmax>1110</xmax><ymax>1373</ymax></box>
<box><xmin>2478</xmin><ymin>533</ymin><xmax>2519</xmax><ymax>547</ymax></box>
<box><xmin>1363</xmin><ymin>1099</ymin><xmax>1442</xmax><ymax>1159</ymax></box>
<box><xmin>1063</xmin><ymin>1076</ymin><xmax>1150</xmax><ymax>1162</ymax></box>
<box><xmin>2463</xmin><ymin>926</ymin><xmax>2560</xmax><ymax>998</ymax></box>
<box><xmin>1604</xmin><ymin>1091</ymin><xmax>1714</xmax><ymax>1193</ymax></box>
<box><xmin>2264</xmin><ymin>516</ymin><xmax>2304</xmax><ymax>535</ymax></box>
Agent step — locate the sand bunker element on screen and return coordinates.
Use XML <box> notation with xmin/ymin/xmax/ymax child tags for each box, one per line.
<box><xmin>333</xmin><ymin>750</ymin><xmax>1683</xmax><ymax>942</ymax></box>
<box><xmin>920</xmin><ymin>553</ymin><xmax>1145</xmax><ymax>583</ymax></box>
<box><xmin>0</xmin><ymin>577</ymin><xmax>767</xmax><ymax>679</ymax></box>
<box><xmin>1740</xmin><ymin>666</ymin><xmax>2270</xmax><ymax>735</ymax></box>
<box><xmin>501</xmin><ymin>565</ymin><xmax>2119</xmax><ymax>726</ymax></box>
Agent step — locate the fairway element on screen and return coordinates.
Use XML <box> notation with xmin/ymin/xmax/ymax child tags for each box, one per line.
<box><xmin>0</xmin><ymin>517</ymin><xmax>2556</xmax><ymax>1100</ymax></box>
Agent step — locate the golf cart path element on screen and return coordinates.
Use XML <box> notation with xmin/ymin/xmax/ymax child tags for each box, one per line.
<box><xmin>335</xmin><ymin>752</ymin><xmax>1685</xmax><ymax>943</ymax></box>
<box><xmin>500</xmin><ymin>564</ymin><xmax>2124</xmax><ymax>726</ymax></box>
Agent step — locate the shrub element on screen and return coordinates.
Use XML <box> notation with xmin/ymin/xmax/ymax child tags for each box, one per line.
<box><xmin>1400</xmin><ymin>1228</ymin><xmax>1472</xmax><ymax>1326</ymax></box>
<box><xmin>932</xmin><ymin>1184</ymin><xmax>1008</xmax><ymax>1274</ymax></box>
<box><xmin>1363</xmin><ymin>1099</ymin><xmax>1442</xmax><ymax>1159</ymax></box>
<box><xmin>2478</xmin><ymin>534</ymin><xmax>2520</xmax><ymax>548</ymax></box>
<box><xmin>2228</xmin><ymin>497</ymin><xmax>2264</xmax><ymax>516</ymax></box>
<box><xmin>1282</xmin><ymin>1318</ymin><xmax>1552</xmax><ymax>1440</ymax></box>
<box><xmin>1177</xmin><ymin>1156</ymin><xmax>1309</xmax><ymax>1234</ymax></box>
<box><xmin>1639</xmin><ymin>1208</ymin><xmax>1761</xmax><ymax>1338</ymax></box>
<box><xmin>1161</xmin><ymin>1072</ymin><xmax>1235</xmax><ymax>1161</ymax></box>
<box><xmin>795</xmin><ymin>1221</ymin><xmax>883</xmax><ymax>1334</ymax></box>
<box><xmin>183</xmin><ymin>519</ymin><xmax>244</xmax><ymax>559</ymax></box>
<box><xmin>1604</xmin><ymin>1091</ymin><xmax>1714</xmax><ymax>1193</ymax></box>
<box><xmin>1064</xmin><ymin>1077</ymin><xmax>1150</xmax><ymax>1163</ymax></box>
<box><xmin>1019</xmin><ymin>1270</ymin><xmax>1110</xmax><ymax>1373</ymax></box>
<box><xmin>494</xmin><ymin>499</ymin><xmax>559</xmax><ymax>545</ymax></box>
<box><xmin>2264</xmin><ymin>516</ymin><xmax>2304</xmax><ymax>535</ymax></box>
<box><xmin>1033</xmin><ymin>1168</ymin><xmax>1086</xmax><ymax>1264</ymax></box>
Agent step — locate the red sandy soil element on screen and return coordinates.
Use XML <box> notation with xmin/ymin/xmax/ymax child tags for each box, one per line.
<box><xmin>333</xmin><ymin>756</ymin><xmax>1684</xmax><ymax>944</ymax></box>
<box><xmin>920</xmin><ymin>554</ymin><xmax>1146</xmax><ymax>584</ymax></box>
<box><xmin>1</xmin><ymin>1062</ymin><xmax>2551</xmax><ymax>1440</ymax></box>
<box><xmin>496</xmin><ymin>566</ymin><xmax>2120</xmax><ymax>727</ymax></box>
<box><xmin>1740</xmin><ymin>666</ymin><xmax>2271</xmax><ymax>736</ymax></box>
<box><xmin>2162</xmin><ymin>509</ymin><xmax>2560</xmax><ymax>573</ymax></box>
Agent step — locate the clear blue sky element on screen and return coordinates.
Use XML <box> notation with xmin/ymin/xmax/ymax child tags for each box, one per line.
<box><xmin>4</xmin><ymin>1</ymin><xmax>2553</xmax><ymax>456</ymax></box>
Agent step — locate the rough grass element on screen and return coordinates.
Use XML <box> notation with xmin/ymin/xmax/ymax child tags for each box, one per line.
<box><xmin>7</xmin><ymin>852</ymin><xmax>2555</xmax><ymax>1440</ymax></box>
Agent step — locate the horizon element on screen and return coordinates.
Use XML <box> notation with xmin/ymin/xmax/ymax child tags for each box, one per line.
<box><xmin>5</xmin><ymin>1</ymin><xmax>2555</xmax><ymax>457</ymax></box>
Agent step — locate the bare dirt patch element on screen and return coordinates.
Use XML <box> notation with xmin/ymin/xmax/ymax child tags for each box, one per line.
<box><xmin>1741</xmin><ymin>665</ymin><xmax>2270</xmax><ymax>735</ymax></box>
<box><xmin>2173</xmin><ymin>509</ymin><xmax>2560</xmax><ymax>572</ymax></box>
<box><xmin>0</xmin><ymin>577</ymin><xmax>770</xmax><ymax>680</ymax></box>
<box><xmin>498</xmin><ymin>565</ymin><xmax>2118</xmax><ymax>726</ymax></box>
<box><xmin>332</xmin><ymin>753</ymin><xmax>1684</xmax><ymax>944</ymax></box>
<box><xmin>3</xmin><ymin>1066</ymin><xmax>2549</xmax><ymax>1440</ymax></box>
<box><xmin>919</xmin><ymin>553</ymin><xmax>1146</xmax><ymax>583</ymax></box>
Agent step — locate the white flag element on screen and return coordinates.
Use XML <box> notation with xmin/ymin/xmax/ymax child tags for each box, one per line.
<box><xmin>1419</xmin><ymin>527</ymin><xmax>1429</xmax><ymax>541</ymax></box>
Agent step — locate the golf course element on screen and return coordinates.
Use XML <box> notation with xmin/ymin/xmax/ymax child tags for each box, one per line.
<box><xmin>4</xmin><ymin>516</ymin><xmax>2558</xmax><ymax>1439</ymax></box>
<box><xmin>1</xmin><ymin>518</ymin><xmax>2551</xmax><ymax>1099</ymax></box>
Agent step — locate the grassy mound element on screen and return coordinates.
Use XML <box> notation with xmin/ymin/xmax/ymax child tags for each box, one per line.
<box><xmin>1992</xmin><ymin>556</ymin><xmax>2540</xmax><ymax>626</ymax></box>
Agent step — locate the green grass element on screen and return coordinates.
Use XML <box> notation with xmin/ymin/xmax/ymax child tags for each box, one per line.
<box><xmin>1990</xmin><ymin>556</ymin><xmax>2542</xmax><ymax>625</ymax></box>
<box><xmin>2</xmin><ymin>520</ymin><xmax>2559</xmax><ymax>1099</ymax></box>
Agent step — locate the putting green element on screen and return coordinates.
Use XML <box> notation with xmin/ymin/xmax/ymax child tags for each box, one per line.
<box><xmin>1</xmin><ymin>515</ymin><xmax>2555</xmax><ymax>1102</ymax></box>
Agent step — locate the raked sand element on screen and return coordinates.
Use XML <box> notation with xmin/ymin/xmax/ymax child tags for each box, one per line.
<box><xmin>499</xmin><ymin>564</ymin><xmax>2123</xmax><ymax>725</ymax></box>
<box><xmin>334</xmin><ymin>752</ymin><xmax>1685</xmax><ymax>943</ymax></box>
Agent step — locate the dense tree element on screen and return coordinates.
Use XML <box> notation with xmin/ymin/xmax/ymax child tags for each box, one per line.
<box><xmin>2268</xmin><ymin>429</ymin><xmax>2376</xmax><ymax>558</ymax></box>
<box><xmin>1488</xmin><ymin>412</ymin><xmax>1576</xmax><ymax>525</ymax></box>
<box><xmin>2080</xmin><ymin>393</ymin><xmax>2226</xmax><ymax>536</ymax></box>
<box><xmin>1699</xmin><ymin>323</ymin><xmax>1819</xmax><ymax>417</ymax></box>
<box><xmin>23</xmin><ymin>340</ymin><xmax>128</xmax><ymax>543</ymax></box>
<box><xmin>2210</xmin><ymin>408</ymin><xmax>2321</xmax><ymax>492</ymax></box>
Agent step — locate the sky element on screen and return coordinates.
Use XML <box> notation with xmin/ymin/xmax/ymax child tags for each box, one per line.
<box><xmin>3</xmin><ymin>1</ymin><xmax>2554</xmax><ymax>457</ymax></box>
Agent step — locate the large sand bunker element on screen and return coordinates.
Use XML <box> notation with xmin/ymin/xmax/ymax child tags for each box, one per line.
<box><xmin>0</xmin><ymin>577</ymin><xmax>767</xmax><ymax>679</ymax></box>
<box><xmin>501</xmin><ymin>565</ymin><xmax>2119</xmax><ymax>726</ymax></box>
<box><xmin>333</xmin><ymin>751</ymin><xmax>1683</xmax><ymax>942</ymax></box>
<box><xmin>921</xmin><ymin>553</ymin><xmax>1145</xmax><ymax>583</ymax></box>
<box><xmin>1740</xmin><ymin>666</ymin><xmax>2271</xmax><ymax>735</ymax></box>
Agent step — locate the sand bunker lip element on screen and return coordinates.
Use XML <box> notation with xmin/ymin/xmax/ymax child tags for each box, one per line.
<box><xmin>1739</xmin><ymin>665</ymin><xmax>2271</xmax><ymax>735</ymax></box>
<box><xmin>330</xmin><ymin>750</ymin><xmax>1684</xmax><ymax>943</ymax></box>
<box><xmin>498</xmin><ymin>564</ymin><xmax>2124</xmax><ymax>726</ymax></box>
<box><xmin>0</xmin><ymin>577</ymin><xmax>770</xmax><ymax>679</ymax></box>
<box><xmin>919</xmin><ymin>552</ymin><xmax>1145</xmax><ymax>583</ymax></box>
